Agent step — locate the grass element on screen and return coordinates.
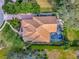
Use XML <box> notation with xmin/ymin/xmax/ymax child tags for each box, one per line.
<box><xmin>2</xmin><ymin>23</ymin><xmax>24</xmax><ymax>47</ymax></box>
<box><xmin>31</xmin><ymin>44</ymin><xmax>66</xmax><ymax>51</ymax></box>
<box><xmin>62</xmin><ymin>50</ymin><xmax>76</xmax><ymax>59</ymax></box>
<box><xmin>0</xmin><ymin>21</ymin><xmax>24</xmax><ymax>59</ymax></box>
<box><xmin>31</xmin><ymin>44</ymin><xmax>77</xmax><ymax>59</ymax></box>
<box><xmin>36</xmin><ymin>0</ymin><xmax>52</xmax><ymax>12</ymax></box>
<box><xmin>9</xmin><ymin>18</ymin><xmax>20</xmax><ymax>29</ymax></box>
<box><xmin>40</xmin><ymin>8</ymin><xmax>52</xmax><ymax>12</ymax></box>
<box><xmin>0</xmin><ymin>48</ymin><xmax>10</xmax><ymax>59</ymax></box>
<box><xmin>66</xmin><ymin>28</ymin><xmax>79</xmax><ymax>41</ymax></box>
<box><xmin>47</xmin><ymin>49</ymin><xmax>76</xmax><ymax>59</ymax></box>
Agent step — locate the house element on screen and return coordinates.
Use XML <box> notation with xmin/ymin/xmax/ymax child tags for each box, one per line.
<box><xmin>21</xmin><ymin>14</ymin><xmax>63</xmax><ymax>44</ymax></box>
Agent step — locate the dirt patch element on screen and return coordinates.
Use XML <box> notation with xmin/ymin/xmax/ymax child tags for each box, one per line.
<box><xmin>36</xmin><ymin>0</ymin><xmax>52</xmax><ymax>12</ymax></box>
<box><xmin>46</xmin><ymin>49</ymin><xmax>77</xmax><ymax>59</ymax></box>
<box><xmin>46</xmin><ymin>50</ymin><xmax>62</xmax><ymax>59</ymax></box>
<box><xmin>65</xmin><ymin>51</ymin><xmax>77</xmax><ymax>59</ymax></box>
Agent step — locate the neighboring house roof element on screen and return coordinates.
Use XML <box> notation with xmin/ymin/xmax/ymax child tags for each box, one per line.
<box><xmin>21</xmin><ymin>15</ymin><xmax>58</xmax><ymax>44</ymax></box>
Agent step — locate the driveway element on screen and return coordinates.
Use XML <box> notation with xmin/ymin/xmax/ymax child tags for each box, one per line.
<box><xmin>0</xmin><ymin>10</ymin><xmax>4</xmax><ymax>27</ymax></box>
<box><xmin>0</xmin><ymin>0</ymin><xmax>4</xmax><ymax>27</ymax></box>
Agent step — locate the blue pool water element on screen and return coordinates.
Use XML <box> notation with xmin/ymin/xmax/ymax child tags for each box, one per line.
<box><xmin>50</xmin><ymin>25</ymin><xmax>63</xmax><ymax>42</ymax></box>
<box><xmin>50</xmin><ymin>32</ymin><xmax>63</xmax><ymax>42</ymax></box>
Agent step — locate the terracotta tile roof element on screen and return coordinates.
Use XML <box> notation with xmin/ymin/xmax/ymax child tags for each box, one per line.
<box><xmin>35</xmin><ymin>16</ymin><xmax>57</xmax><ymax>24</ymax></box>
<box><xmin>21</xmin><ymin>16</ymin><xmax>58</xmax><ymax>43</ymax></box>
<box><xmin>22</xmin><ymin>19</ymin><xmax>41</xmax><ymax>28</ymax></box>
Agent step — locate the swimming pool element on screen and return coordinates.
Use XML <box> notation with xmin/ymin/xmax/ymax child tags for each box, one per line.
<box><xmin>50</xmin><ymin>25</ymin><xmax>63</xmax><ymax>43</ymax></box>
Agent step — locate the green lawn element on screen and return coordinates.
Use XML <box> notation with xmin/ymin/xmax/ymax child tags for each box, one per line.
<box><xmin>60</xmin><ymin>49</ymin><xmax>76</xmax><ymax>59</ymax></box>
<box><xmin>66</xmin><ymin>28</ymin><xmax>79</xmax><ymax>41</ymax></box>
<box><xmin>0</xmin><ymin>21</ymin><xmax>24</xmax><ymax>59</ymax></box>
<box><xmin>0</xmin><ymin>48</ymin><xmax>10</xmax><ymax>59</ymax></box>
<box><xmin>36</xmin><ymin>0</ymin><xmax>53</xmax><ymax>12</ymax></box>
<box><xmin>31</xmin><ymin>44</ymin><xmax>66</xmax><ymax>51</ymax></box>
<box><xmin>31</xmin><ymin>44</ymin><xmax>77</xmax><ymax>59</ymax></box>
<box><xmin>9</xmin><ymin>19</ymin><xmax>20</xmax><ymax>29</ymax></box>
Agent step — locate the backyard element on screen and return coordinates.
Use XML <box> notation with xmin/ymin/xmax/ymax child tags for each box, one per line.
<box><xmin>31</xmin><ymin>44</ymin><xmax>77</xmax><ymax>59</ymax></box>
<box><xmin>0</xmin><ymin>48</ymin><xmax>10</xmax><ymax>59</ymax></box>
<box><xmin>47</xmin><ymin>49</ymin><xmax>76</xmax><ymax>59</ymax></box>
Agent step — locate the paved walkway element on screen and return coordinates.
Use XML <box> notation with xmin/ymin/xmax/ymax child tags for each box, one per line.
<box><xmin>0</xmin><ymin>9</ymin><xmax>4</xmax><ymax>27</ymax></box>
<box><xmin>0</xmin><ymin>21</ymin><xmax>7</xmax><ymax>31</ymax></box>
<box><xmin>4</xmin><ymin>13</ymin><xmax>33</xmax><ymax>20</ymax></box>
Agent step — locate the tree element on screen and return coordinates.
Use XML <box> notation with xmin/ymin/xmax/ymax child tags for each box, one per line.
<box><xmin>3</xmin><ymin>2</ymin><xmax>40</xmax><ymax>14</ymax></box>
<box><xmin>3</xmin><ymin>2</ymin><xmax>16</xmax><ymax>14</ymax></box>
